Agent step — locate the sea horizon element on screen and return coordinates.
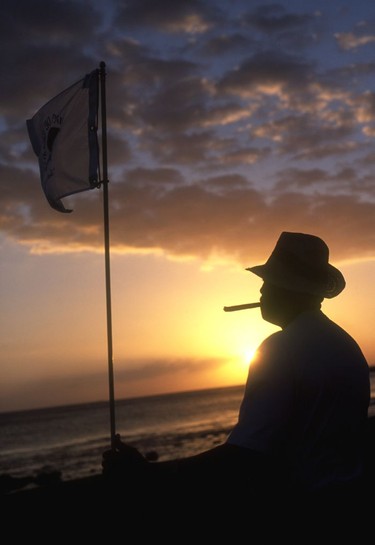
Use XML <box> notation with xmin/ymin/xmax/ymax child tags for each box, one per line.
<box><xmin>2</xmin><ymin>365</ymin><xmax>375</xmax><ymax>417</ymax></box>
<box><xmin>0</xmin><ymin>382</ymin><xmax>246</xmax><ymax>417</ymax></box>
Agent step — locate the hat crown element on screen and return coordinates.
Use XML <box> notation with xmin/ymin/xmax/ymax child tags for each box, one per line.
<box><xmin>271</xmin><ymin>232</ymin><xmax>329</xmax><ymax>268</ymax></box>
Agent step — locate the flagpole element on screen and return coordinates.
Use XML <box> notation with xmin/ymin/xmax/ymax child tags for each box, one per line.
<box><xmin>99</xmin><ymin>61</ymin><xmax>116</xmax><ymax>450</ymax></box>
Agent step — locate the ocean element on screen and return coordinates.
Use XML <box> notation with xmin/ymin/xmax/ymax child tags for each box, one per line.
<box><xmin>1</xmin><ymin>379</ymin><xmax>375</xmax><ymax>492</ymax></box>
<box><xmin>0</xmin><ymin>385</ymin><xmax>246</xmax><ymax>489</ymax></box>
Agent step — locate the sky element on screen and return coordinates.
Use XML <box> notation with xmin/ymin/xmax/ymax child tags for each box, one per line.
<box><xmin>1</xmin><ymin>0</ymin><xmax>375</xmax><ymax>413</ymax></box>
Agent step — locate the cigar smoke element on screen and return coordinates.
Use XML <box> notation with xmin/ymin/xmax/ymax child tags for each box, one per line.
<box><xmin>223</xmin><ymin>302</ymin><xmax>260</xmax><ymax>312</ymax></box>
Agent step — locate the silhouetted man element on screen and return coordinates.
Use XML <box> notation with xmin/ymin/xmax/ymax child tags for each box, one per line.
<box><xmin>103</xmin><ymin>232</ymin><xmax>370</xmax><ymax>515</ymax></box>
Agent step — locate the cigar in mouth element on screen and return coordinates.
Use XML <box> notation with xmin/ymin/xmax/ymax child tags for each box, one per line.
<box><xmin>223</xmin><ymin>302</ymin><xmax>261</xmax><ymax>312</ymax></box>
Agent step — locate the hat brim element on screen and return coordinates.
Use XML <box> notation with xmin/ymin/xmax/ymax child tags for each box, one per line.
<box><xmin>247</xmin><ymin>263</ymin><xmax>345</xmax><ymax>299</ymax></box>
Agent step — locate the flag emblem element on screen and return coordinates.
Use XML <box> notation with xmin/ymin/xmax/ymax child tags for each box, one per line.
<box><xmin>27</xmin><ymin>70</ymin><xmax>99</xmax><ymax>212</ymax></box>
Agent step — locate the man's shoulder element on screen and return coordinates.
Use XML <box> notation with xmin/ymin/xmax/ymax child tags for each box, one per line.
<box><xmin>258</xmin><ymin>330</ymin><xmax>288</xmax><ymax>360</ymax></box>
<box><xmin>260</xmin><ymin>312</ymin><xmax>323</xmax><ymax>354</ymax></box>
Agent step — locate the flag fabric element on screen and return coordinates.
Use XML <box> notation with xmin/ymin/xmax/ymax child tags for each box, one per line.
<box><xmin>27</xmin><ymin>70</ymin><xmax>99</xmax><ymax>213</ymax></box>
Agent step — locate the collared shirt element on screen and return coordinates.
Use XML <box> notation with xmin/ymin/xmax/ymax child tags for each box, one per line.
<box><xmin>227</xmin><ymin>310</ymin><xmax>370</xmax><ymax>491</ymax></box>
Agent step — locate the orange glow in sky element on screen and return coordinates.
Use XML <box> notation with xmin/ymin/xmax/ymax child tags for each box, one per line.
<box><xmin>1</xmin><ymin>243</ymin><xmax>374</xmax><ymax>412</ymax></box>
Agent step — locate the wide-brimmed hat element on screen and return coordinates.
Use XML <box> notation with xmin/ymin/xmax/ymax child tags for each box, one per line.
<box><xmin>247</xmin><ymin>232</ymin><xmax>345</xmax><ymax>299</ymax></box>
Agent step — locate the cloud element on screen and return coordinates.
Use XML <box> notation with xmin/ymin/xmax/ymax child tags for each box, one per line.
<box><xmin>115</xmin><ymin>0</ymin><xmax>222</xmax><ymax>34</ymax></box>
<box><xmin>1</xmin><ymin>0</ymin><xmax>375</xmax><ymax>267</ymax></box>
<box><xmin>2</xmin><ymin>157</ymin><xmax>375</xmax><ymax>264</ymax></box>
<box><xmin>335</xmin><ymin>32</ymin><xmax>375</xmax><ymax>51</ymax></box>
<box><xmin>242</xmin><ymin>3</ymin><xmax>318</xmax><ymax>50</ymax></box>
<box><xmin>0</xmin><ymin>355</ymin><xmax>227</xmax><ymax>411</ymax></box>
<box><xmin>115</xmin><ymin>356</ymin><xmax>223</xmax><ymax>381</ymax></box>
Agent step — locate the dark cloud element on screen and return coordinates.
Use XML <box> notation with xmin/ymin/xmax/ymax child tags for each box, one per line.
<box><xmin>218</xmin><ymin>50</ymin><xmax>314</xmax><ymax>95</ymax></box>
<box><xmin>0</xmin><ymin>1</ymin><xmax>104</xmax><ymax>118</ymax></box>
<box><xmin>142</xmin><ymin>130</ymin><xmax>222</xmax><ymax>164</ymax></box>
<box><xmin>115</xmin><ymin>0</ymin><xmax>223</xmax><ymax>33</ymax></box>
<box><xmin>0</xmin><ymin>0</ymin><xmax>102</xmax><ymax>46</ymax></box>
<box><xmin>143</xmin><ymin>76</ymin><xmax>209</xmax><ymax>131</ymax></box>
<box><xmin>242</xmin><ymin>3</ymin><xmax>316</xmax><ymax>34</ymax></box>
<box><xmin>198</xmin><ymin>33</ymin><xmax>255</xmax><ymax>57</ymax></box>
<box><xmin>257</xmin><ymin>113</ymin><xmax>360</xmax><ymax>160</ymax></box>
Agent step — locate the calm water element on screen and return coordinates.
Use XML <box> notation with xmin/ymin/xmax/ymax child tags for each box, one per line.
<box><xmin>0</xmin><ymin>385</ymin><xmax>245</xmax><ymax>485</ymax></box>
<box><xmin>1</xmin><ymin>378</ymin><xmax>375</xmax><ymax>490</ymax></box>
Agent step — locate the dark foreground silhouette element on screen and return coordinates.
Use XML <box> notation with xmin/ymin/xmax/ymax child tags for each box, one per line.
<box><xmin>4</xmin><ymin>416</ymin><xmax>375</xmax><ymax>531</ymax></box>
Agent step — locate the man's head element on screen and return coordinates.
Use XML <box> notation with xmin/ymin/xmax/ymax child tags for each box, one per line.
<box><xmin>247</xmin><ymin>232</ymin><xmax>345</xmax><ymax>327</ymax></box>
<box><xmin>259</xmin><ymin>281</ymin><xmax>323</xmax><ymax>327</ymax></box>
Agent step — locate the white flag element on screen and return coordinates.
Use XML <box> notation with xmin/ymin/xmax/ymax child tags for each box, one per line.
<box><xmin>27</xmin><ymin>70</ymin><xmax>99</xmax><ymax>213</ymax></box>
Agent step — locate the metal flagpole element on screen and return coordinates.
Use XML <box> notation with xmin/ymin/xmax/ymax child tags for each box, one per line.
<box><xmin>99</xmin><ymin>61</ymin><xmax>116</xmax><ymax>450</ymax></box>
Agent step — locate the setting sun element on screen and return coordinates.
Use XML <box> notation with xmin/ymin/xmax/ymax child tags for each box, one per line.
<box><xmin>242</xmin><ymin>347</ymin><xmax>258</xmax><ymax>369</ymax></box>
